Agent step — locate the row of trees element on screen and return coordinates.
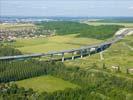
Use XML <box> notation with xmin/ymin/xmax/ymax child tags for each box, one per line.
<box><xmin>37</xmin><ymin>21</ymin><xmax>124</xmax><ymax>40</ymax></box>
<box><xmin>0</xmin><ymin>60</ymin><xmax>57</xmax><ymax>83</ymax></box>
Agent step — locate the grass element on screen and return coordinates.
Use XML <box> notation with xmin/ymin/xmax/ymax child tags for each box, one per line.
<box><xmin>16</xmin><ymin>75</ymin><xmax>79</xmax><ymax>93</ymax></box>
<box><xmin>13</xmin><ymin>34</ymin><xmax>102</xmax><ymax>53</ymax></box>
<box><xmin>83</xmin><ymin>21</ymin><xmax>133</xmax><ymax>27</ymax></box>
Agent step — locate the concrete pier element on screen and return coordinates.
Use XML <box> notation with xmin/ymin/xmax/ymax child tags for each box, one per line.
<box><xmin>62</xmin><ymin>53</ymin><xmax>64</xmax><ymax>62</ymax></box>
<box><xmin>100</xmin><ymin>48</ymin><xmax>104</xmax><ymax>60</ymax></box>
<box><xmin>95</xmin><ymin>47</ymin><xmax>98</xmax><ymax>53</ymax></box>
<box><xmin>80</xmin><ymin>50</ymin><xmax>83</xmax><ymax>58</ymax></box>
<box><xmin>72</xmin><ymin>52</ymin><xmax>74</xmax><ymax>60</ymax></box>
<box><xmin>87</xmin><ymin>49</ymin><xmax>90</xmax><ymax>56</ymax></box>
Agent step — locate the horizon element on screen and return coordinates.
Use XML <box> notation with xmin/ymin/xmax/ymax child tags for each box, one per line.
<box><xmin>1</xmin><ymin>15</ymin><xmax>133</xmax><ymax>18</ymax></box>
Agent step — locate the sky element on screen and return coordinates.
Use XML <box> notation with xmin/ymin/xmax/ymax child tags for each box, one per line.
<box><xmin>0</xmin><ymin>0</ymin><xmax>133</xmax><ymax>17</ymax></box>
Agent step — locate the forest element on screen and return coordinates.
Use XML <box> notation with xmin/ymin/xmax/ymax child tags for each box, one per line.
<box><xmin>0</xmin><ymin>59</ymin><xmax>133</xmax><ymax>100</ymax></box>
<box><xmin>36</xmin><ymin>21</ymin><xmax>124</xmax><ymax>40</ymax></box>
<box><xmin>0</xmin><ymin>45</ymin><xmax>22</xmax><ymax>57</ymax></box>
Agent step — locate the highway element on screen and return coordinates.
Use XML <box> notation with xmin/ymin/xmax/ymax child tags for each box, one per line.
<box><xmin>0</xmin><ymin>28</ymin><xmax>133</xmax><ymax>62</ymax></box>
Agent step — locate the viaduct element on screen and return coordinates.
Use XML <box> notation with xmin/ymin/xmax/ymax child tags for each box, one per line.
<box><xmin>0</xmin><ymin>28</ymin><xmax>133</xmax><ymax>62</ymax></box>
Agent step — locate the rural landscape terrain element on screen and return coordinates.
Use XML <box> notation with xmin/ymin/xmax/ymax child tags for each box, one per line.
<box><xmin>0</xmin><ymin>18</ymin><xmax>133</xmax><ymax>100</ymax></box>
<box><xmin>0</xmin><ymin>0</ymin><xmax>133</xmax><ymax>100</ymax></box>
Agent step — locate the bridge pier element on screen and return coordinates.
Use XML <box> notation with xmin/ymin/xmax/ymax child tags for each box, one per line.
<box><xmin>95</xmin><ymin>47</ymin><xmax>98</xmax><ymax>54</ymax></box>
<box><xmin>62</xmin><ymin>53</ymin><xmax>64</xmax><ymax>62</ymax></box>
<box><xmin>72</xmin><ymin>52</ymin><xmax>74</xmax><ymax>60</ymax></box>
<box><xmin>87</xmin><ymin>49</ymin><xmax>90</xmax><ymax>56</ymax></box>
<box><xmin>80</xmin><ymin>50</ymin><xmax>83</xmax><ymax>58</ymax></box>
<box><xmin>100</xmin><ymin>48</ymin><xmax>104</xmax><ymax>60</ymax></box>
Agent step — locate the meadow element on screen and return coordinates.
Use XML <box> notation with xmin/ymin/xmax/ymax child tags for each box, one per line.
<box><xmin>14</xmin><ymin>34</ymin><xmax>102</xmax><ymax>53</ymax></box>
<box><xmin>83</xmin><ymin>21</ymin><xmax>133</xmax><ymax>27</ymax></box>
<box><xmin>16</xmin><ymin>75</ymin><xmax>79</xmax><ymax>93</ymax></box>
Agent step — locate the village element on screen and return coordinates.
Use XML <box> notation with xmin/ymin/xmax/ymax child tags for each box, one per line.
<box><xmin>0</xmin><ymin>26</ymin><xmax>56</xmax><ymax>42</ymax></box>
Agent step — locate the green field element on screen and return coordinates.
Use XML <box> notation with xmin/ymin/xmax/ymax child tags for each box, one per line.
<box><xmin>83</xmin><ymin>21</ymin><xmax>133</xmax><ymax>27</ymax></box>
<box><xmin>14</xmin><ymin>34</ymin><xmax>102</xmax><ymax>53</ymax></box>
<box><xmin>16</xmin><ymin>75</ymin><xmax>79</xmax><ymax>93</ymax></box>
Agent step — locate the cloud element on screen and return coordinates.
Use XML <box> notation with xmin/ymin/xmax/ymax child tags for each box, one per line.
<box><xmin>88</xmin><ymin>5</ymin><xmax>105</xmax><ymax>9</ymax></box>
<box><xmin>16</xmin><ymin>5</ymin><xmax>48</xmax><ymax>9</ymax></box>
<box><xmin>128</xmin><ymin>6</ymin><xmax>133</xmax><ymax>9</ymax></box>
<box><xmin>29</xmin><ymin>6</ymin><xmax>47</xmax><ymax>9</ymax></box>
<box><xmin>17</xmin><ymin>6</ymin><xmax>24</xmax><ymax>8</ymax></box>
